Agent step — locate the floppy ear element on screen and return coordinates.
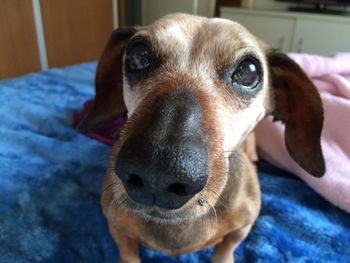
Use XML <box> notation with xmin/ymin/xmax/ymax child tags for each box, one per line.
<box><xmin>77</xmin><ymin>27</ymin><xmax>136</xmax><ymax>132</ymax></box>
<box><xmin>267</xmin><ymin>51</ymin><xmax>325</xmax><ymax>177</ymax></box>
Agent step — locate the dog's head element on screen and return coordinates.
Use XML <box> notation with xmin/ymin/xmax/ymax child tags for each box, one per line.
<box><xmin>78</xmin><ymin>13</ymin><xmax>325</xmax><ymax>222</ymax></box>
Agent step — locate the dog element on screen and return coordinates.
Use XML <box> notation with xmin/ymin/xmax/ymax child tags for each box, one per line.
<box><xmin>77</xmin><ymin>13</ymin><xmax>325</xmax><ymax>263</ymax></box>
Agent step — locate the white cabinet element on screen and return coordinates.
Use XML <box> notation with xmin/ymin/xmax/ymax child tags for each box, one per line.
<box><xmin>292</xmin><ymin>19</ymin><xmax>350</xmax><ymax>55</ymax></box>
<box><xmin>221</xmin><ymin>7</ymin><xmax>350</xmax><ymax>56</ymax></box>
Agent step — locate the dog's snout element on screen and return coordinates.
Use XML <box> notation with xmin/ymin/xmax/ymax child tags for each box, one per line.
<box><xmin>115</xmin><ymin>88</ymin><xmax>208</xmax><ymax>210</ymax></box>
<box><xmin>115</xmin><ymin>140</ymin><xmax>208</xmax><ymax>210</ymax></box>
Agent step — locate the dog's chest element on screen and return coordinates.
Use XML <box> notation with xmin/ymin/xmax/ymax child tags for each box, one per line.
<box><xmin>141</xmin><ymin>219</ymin><xmax>216</xmax><ymax>254</ymax></box>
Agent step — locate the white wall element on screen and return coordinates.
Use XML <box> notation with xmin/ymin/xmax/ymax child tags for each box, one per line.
<box><xmin>141</xmin><ymin>0</ymin><xmax>215</xmax><ymax>25</ymax></box>
<box><xmin>251</xmin><ymin>0</ymin><xmax>290</xmax><ymax>10</ymax></box>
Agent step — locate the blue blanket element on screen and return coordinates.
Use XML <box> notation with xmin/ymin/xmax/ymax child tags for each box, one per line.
<box><xmin>1</xmin><ymin>63</ymin><xmax>349</xmax><ymax>263</ymax></box>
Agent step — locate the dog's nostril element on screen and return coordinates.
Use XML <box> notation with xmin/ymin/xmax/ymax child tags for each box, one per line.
<box><xmin>126</xmin><ymin>174</ymin><xmax>144</xmax><ymax>188</ymax></box>
<box><xmin>167</xmin><ymin>183</ymin><xmax>188</xmax><ymax>197</ymax></box>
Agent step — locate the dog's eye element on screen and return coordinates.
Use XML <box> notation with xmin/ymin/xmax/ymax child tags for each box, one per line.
<box><xmin>126</xmin><ymin>43</ymin><xmax>152</xmax><ymax>71</ymax></box>
<box><xmin>231</xmin><ymin>58</ymin><xmax>261</xmax><ymax>89</ymax></box>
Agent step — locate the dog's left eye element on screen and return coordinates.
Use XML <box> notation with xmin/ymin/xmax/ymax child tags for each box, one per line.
<box><xmin>231</xmin><ymin>58</ymin><xmax>261</xmax><ymax>89</ymax></box>
<box><xmin>126</xmin><ymin>43</ymin><xmax>152</xmax><ymax>71</ymax></box>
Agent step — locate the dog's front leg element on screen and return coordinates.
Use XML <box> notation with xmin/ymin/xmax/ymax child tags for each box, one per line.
<box><xmin>112</xmin><ymin>230</ymin><xmax>140</xmax><ymax>263</ymax></box>
<box><xmin>211</xmin><ymin>224</ymin><xmax>252</xmax><ymax>263</ymax></box>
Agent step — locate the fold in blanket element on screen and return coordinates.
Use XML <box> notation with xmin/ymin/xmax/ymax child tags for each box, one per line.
<box><xmin>256</xmin><ymin>53</ymin><xmax>350</xmax><ymax>213</ymax></box>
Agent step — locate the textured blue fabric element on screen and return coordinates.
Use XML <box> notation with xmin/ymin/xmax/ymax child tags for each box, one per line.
<box><xmin>0</xmin><ymin>63</ymin><xmax>349</xmax><ymax>263</ymax></box>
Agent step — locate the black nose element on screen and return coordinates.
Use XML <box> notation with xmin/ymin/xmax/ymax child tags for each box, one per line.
<box><xmin>115</xmin><ymin>139</ymin><xmax>208</xmax><ymax>210</ymax></box>
<box><xmin>115</xmin><ymin>87</ymin><xmax>208</xmax><ymax>210</ymax></box>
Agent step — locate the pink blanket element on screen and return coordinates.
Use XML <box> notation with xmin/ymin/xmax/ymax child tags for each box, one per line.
<box><xmin>256</xmin><ymin>53</ymin><xmax>350</xmax><ymax>213</ymax></box>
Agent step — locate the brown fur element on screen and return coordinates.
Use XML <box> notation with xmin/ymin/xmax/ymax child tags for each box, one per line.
<box><xmin>79</xmin><ymin>13</ymin><xmax>325</xmax><ymax>263</ymax></box>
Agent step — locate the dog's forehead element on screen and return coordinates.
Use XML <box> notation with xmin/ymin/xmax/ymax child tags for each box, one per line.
<box><xmin>193</xmin><ymin>18</ymin><xmax>262</xmax><ymax>64</ymax></box>
<box><xmin>139</xmin><ymin>14</ymin><xmax>262</xmax><ymax>65</ymax></box>
<box><xmin>146</xmin><ymin>13</ymin><xmax>206</xmax><ymax>43</ymax></box>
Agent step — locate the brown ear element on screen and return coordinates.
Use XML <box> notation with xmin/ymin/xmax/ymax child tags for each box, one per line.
<box><xmin>77</xmin><ymin>27</ymin><xmax>136</xmax><ymax>132</ymax></box>
<box><xmin>267</xmin><ymin>51</ymin><xmax>325</xmax><ymax>177</ymax></box>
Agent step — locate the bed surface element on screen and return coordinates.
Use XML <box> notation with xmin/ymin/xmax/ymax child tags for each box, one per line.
<box><xmin>0</xmin><ymin>63</ymin><xmax>349</xmax><ymax>263</ymax></box>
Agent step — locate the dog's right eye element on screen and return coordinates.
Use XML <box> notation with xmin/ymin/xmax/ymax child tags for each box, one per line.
<box><xmin>126</xmin><ymin>43</ymin><xmax>152</xmax><ymax>71</ymax></box>
<box><xmin>231</xmin><ymin>58</ymin><xmax>262</xmax><ymax>90</ymax></box>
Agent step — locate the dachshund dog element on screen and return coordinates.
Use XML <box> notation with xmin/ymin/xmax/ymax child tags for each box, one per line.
<box><xmin>78</xmin><ymin>13</ymin><xmax>325</xmax><ymax>263</ymax></box>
